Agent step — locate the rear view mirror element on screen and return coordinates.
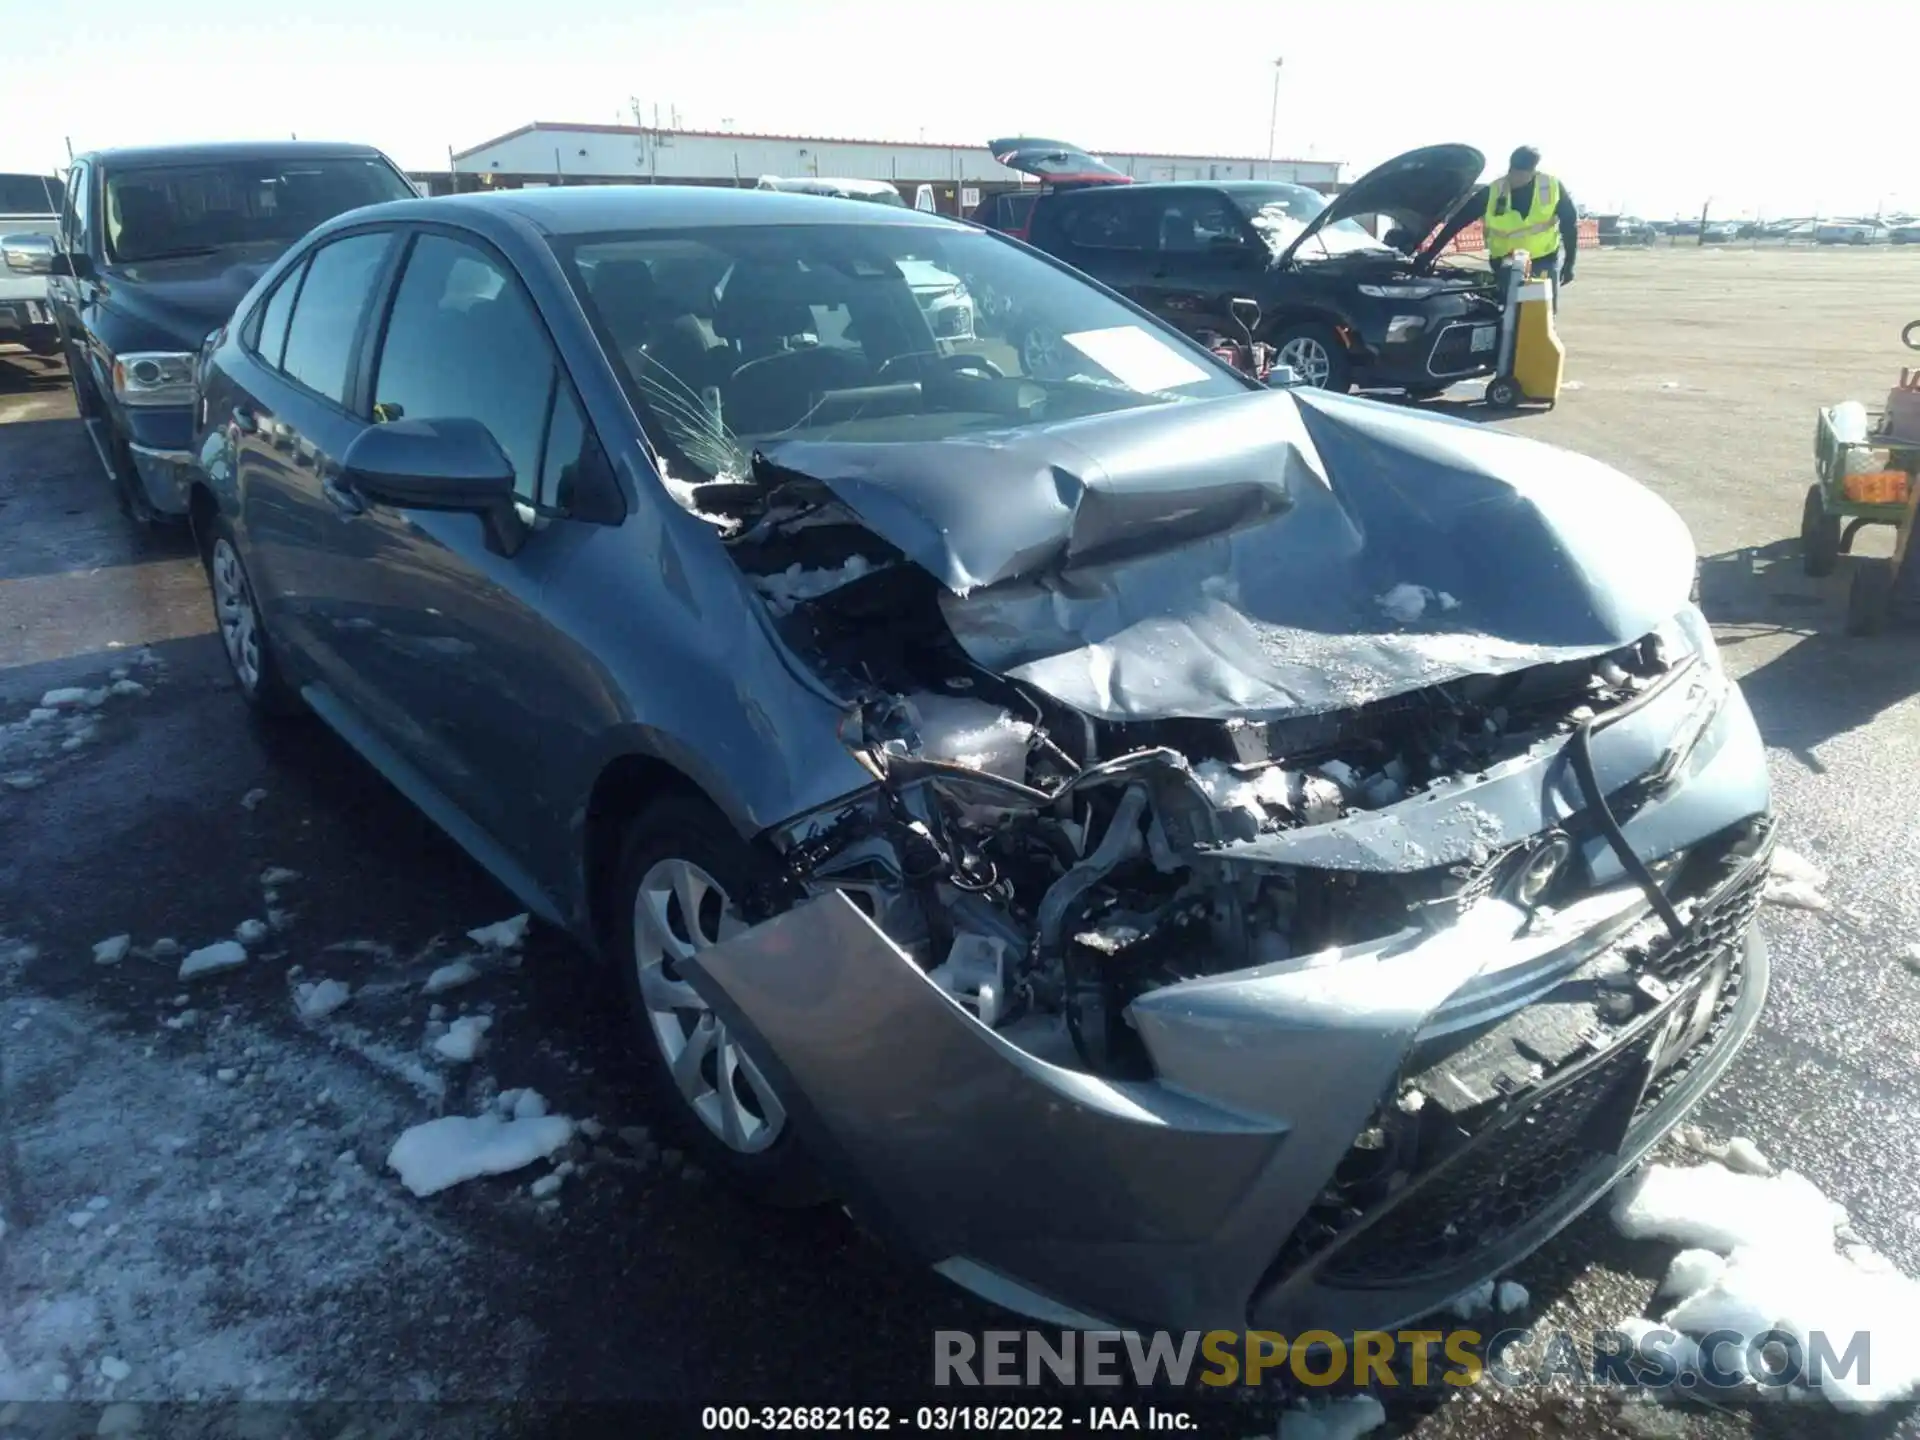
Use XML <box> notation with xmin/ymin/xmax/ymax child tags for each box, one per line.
<box><xmin>341</xmin><ymin>417</ymin><xmax>523</xmax><ymax>552</ymax></box>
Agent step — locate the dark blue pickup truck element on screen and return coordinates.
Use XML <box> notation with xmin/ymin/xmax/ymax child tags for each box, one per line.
<box><xmin>7</xmin><ymin>141</ymin><xmax>414</xmax><ymax>523</ymax></box>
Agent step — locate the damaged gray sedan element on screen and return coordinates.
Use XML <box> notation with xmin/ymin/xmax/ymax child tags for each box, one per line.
<box><xmin>189</xmin><ymin>186</ymin><xmax>1773</xmax><ymax>1339</ymax></box>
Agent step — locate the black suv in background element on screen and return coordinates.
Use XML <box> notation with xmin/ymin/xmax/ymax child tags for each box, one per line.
<box><xmin>1020</xmin><ymin>143</ymin><xmax>1502</xmax><ymax>395</ymax></box>
<box><xmin>8</xmin><ymin>142</ymin><xmax>414</xmax><ymax>522</ymax></box>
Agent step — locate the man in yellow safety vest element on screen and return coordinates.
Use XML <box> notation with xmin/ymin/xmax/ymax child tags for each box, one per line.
<box><xmin>1482</xmin><ymin>146</ymin><xmax>1579</xmax><ymax>304</ymax></box>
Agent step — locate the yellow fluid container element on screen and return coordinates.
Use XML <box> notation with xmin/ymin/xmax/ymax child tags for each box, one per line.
<box><xmin>1511</xmin><ymin>279</ymin><xmax>1565</xmax><ymax>403</ymax></box>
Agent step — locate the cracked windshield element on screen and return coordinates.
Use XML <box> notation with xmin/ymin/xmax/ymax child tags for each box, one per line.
<box><xmin>564</xmin><ymin>223</ymin><xmax>1246</xmax><ymax>478</ymax></box>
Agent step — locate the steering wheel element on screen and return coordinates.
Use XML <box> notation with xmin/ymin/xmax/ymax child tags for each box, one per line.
<box><xmin>877</xmin><ymin>351</ymin><xmax>1007</xmax><ymax>382</ymax></box>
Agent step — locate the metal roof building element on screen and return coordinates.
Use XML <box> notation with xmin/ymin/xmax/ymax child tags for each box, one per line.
<box><xmin>450</xmin><ymin>123</ymin><xmax>1342</xmax><ymax>211</ymax></box>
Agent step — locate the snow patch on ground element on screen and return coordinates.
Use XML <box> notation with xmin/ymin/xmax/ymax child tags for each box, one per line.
<box><xmin>751</xmin><ymin>556</ymin><xmax>879</xmax><ymax>617</ymax></box>
<box><xmin>1610</xmin><ymin>1156</ymin><xmax>1920</xmax><ymax>1408</ymax></box>
<box><xmin>387</xmin><ymin>1111</ymin><xmax>573</xmax><ymax>1197</ymax></box>
<box><xmin>293</xmin><ymin>980</ymin><xmax>352</xmax><ymax>1020</ymax></box>
<box><xmin>234</xmin><ymin>919</ymin><xmax>271</xmax><ymax>946</ymax></box>
<box><xmin>91</xmin><ymin>934</ymin><xmax>132</xmax><ymax>966</ymax></box>
<box><xmin>465</xmin><ymin>915</ymin><xmax>529</xmax><ymax>953</ymax></box>
<box><xmin>423</xmin><ymin>959</ymin><xmax>480</xmax><ymax>995</ymax></box>
<box><xmin>0</xmin><ymin>993</ymin><xmax>483</xmax><ymax>1401</ymax></box>
<box><xmin>178</xmin><ymin>941</ymin><xmax>249</xmax><ymax>981</ymax></box>
<box><xmin>1764</xmin><ymin>845</ymin><xmax>1830</xmax><ymax>911</ymax></box>
<box><xmin>431</xmin><ymin>1014</ymin><xmax>492</xmax><ymax>1063</ymax></box>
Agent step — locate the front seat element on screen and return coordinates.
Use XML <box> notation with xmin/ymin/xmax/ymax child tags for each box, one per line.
<box><xmin>713</xmin><ymin>265</ymin><xmax>868</xmax><ymax>434</ymax></box>
<box><xmin>589</xmin><ymin>258</ymin><xmax>728</xmax><ymax>413</ymax></box>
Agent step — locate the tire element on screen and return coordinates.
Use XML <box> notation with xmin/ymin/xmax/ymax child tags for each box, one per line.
<box><xmin>1485</xmin><ymin>376</ymin><xmax>1522</xmax><ymax>410</ymax></box>
<box><xmin>1268</xmin><ymin>322</ymin><xmax>1352</xmax><ymax>393</ymax></box>
<box><xmin>1800</xmin><ymin>484</ymin><xmax>1841</xmax><ymax>578</ymax></box>
<box><xmin>610</xmin><ymin>795</ymin><xmax>828</xmax><ymax>1207</ymax></box>
<box><xmin>1846</xmin><ymin>559</ymin><xmax>1894</xmax><ymax>636</ymax></box>
<box><xmin>198</xmin><ymin>509</ymin><xmax>304</xmax><ymax>717</ymax></box>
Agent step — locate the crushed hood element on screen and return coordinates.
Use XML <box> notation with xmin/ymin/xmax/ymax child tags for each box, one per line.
<box><xmin>759</xmin><ymin>388</ymin><xmax>1696</xmax><ymax>722</ymax></box>
<box><xmin>1277</xmin><ymin>143</ymin><xmax>1486</xmax><ymax>267</ymax></box>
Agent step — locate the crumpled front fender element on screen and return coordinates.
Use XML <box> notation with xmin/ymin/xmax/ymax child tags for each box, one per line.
<box><xmin>683</xmin><ymin>891</ymin><xmax>1463</xmax><ymax>1332</ymax></box>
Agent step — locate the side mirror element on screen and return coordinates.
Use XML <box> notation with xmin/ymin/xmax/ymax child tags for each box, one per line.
<box><xmin>2</xmin><ymin>233</ymin><xmax>58</xmax><ymax>276</ymax></box>
<box><xmin>341</xmin><ymin>417</ymin><xmax>523</xmax><ymax>551</ymax></box>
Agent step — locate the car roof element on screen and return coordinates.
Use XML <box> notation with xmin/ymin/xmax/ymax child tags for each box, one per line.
<box><xmin>335</xmin><ymin>184</ymin><xmax>967</xmax><ymax>237</ymax></box>
<box><xmin>1052</xmin><ymin>179</ymin><xmax>1320</xmax><ymax>198</ymax></box>
<box><xmin>78</xmin><ymin>141</ymin><xmax>395</xmax><ymax>170</ymax></box>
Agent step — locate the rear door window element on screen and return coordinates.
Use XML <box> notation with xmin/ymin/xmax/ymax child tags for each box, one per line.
<box><xmin>1154</xmin><ymin>192</ymin><xmax>1244</xmax><ymax>253</ymax></box>
<box><xmin>1059</xmin><ymin>191</ymin><xmax>1154</xmax><ymax>251</ymax></box>
<box><xmin>249</xmin><ymin>263</ymin><xmax>303</xmax><ymax>369</ymax></box>
<box><xmin>278</xmin><ymin>231</ymin><xmax>393</xmax><ymax>405</ymax></box>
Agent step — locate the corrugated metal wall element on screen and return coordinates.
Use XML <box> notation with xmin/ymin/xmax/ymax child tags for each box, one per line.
<box><xmin>455</xmin><ymin>126</ymin><xmax>1340</xmax><ymax>191</ymax></box>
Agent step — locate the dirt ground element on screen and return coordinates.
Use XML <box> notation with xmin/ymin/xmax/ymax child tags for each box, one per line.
<box><xmin>3</xmin><ymin>242</ymin><xmax>1919</xmax><ymax>1438</ymax></box>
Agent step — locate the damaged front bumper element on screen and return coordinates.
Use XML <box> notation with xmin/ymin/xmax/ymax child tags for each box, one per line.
<box><xmin>686</xmin><ymin>810</ymin><xmax>1772</xmax><ymax>1336</ymax></box>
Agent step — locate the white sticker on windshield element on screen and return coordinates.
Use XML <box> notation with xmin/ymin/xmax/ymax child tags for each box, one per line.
<box><xmin>1060</xmin><ymin>327</ymin><xmax>1210</xmax><ymax>393</ymax></box>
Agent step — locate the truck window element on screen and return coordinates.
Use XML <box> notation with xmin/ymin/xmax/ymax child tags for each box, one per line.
<box><xmin>0</xmin><ymin>174</ymin><xmax>65</xmax><ymax>215</ymax></box>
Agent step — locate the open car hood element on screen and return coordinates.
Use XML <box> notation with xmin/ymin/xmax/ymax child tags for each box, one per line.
<box><xmin>757</xmin><ymin>388</ymin><xmax>1696</xmax><ymax>722</ymax></box>
<box><xmin>1276</xmin><ymin>142</ymin><xmax>1486</xmax><ymax>268</ymax></box>
<box><xmin>988</xmin><ymin>136</ymin><xmax>1133</xmax><ymax>187</ymax></box>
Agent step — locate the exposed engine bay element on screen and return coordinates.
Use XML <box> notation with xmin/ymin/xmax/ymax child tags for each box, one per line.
<box><xmin>675</xmin><ymin>455</ymin><xmax>1701</xmax><ymax>1084</ymax></box>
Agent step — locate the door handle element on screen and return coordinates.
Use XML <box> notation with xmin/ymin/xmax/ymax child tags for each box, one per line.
<box><xmin>321</xmin><ymin>477</ymin><xmax>366</xmax><ymax>516</ymax></box>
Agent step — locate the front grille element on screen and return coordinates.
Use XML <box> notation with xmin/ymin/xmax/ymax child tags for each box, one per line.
<box><xmin>1308</xmin><ymin>892</ymin><xmax>1757</xmax><ymax>1290</ymax></box>
<box><xmin>1643</xmin><ymin>861</ymin><xmax>1766</xmax><ymax>980</ymax></box>
<box><xmin>1425</xmin><ymin>320</ymin><xmax>1496</xmax><ymax>378</ymax></box>
<box><xmin>1317</xmin><ymin>1030</ymin><xmax>1657</xmax><ymax>1286</ymax></box>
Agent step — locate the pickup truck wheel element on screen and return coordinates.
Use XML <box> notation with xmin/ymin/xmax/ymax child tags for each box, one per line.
<box><xmin>1270</xmin><ymin>324</ymin><xmax>1352</xmax><ymax>392</ymax></box>
<box><xmin>613</xmin><ymin>795</ymin><xmax>829</xmax><ymax>1208</ymax></box>
<box><xmin>199</xmin><ymin>512</ymin><xmax>303</xmax><ymax>717</ymax></box>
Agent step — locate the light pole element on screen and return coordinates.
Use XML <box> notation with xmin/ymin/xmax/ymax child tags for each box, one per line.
<box><xmin>1266</xmin><ymin>57</ymin><xmax>1285</xmax><ymax>174</ymax></box>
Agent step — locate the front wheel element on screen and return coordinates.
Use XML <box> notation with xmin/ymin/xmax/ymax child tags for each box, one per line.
<box><xmin>1268</xmin><ymin>323</ymin><xmax>1352</xmax><ymax>392</ymax></box>
<box><xmin>1800</xmin><ymin>484</ymin><xmax>1841</xmax><ymax>578</ymax></box>
<box><xmin>200</xmin><ymin>511</ymin><xmax>303</xmax><ymax>717</ymax></box>
<box><xmin>611</xmin><ymin>795</ymin><xmax>828</xmax><ymax>1207</ymax></box>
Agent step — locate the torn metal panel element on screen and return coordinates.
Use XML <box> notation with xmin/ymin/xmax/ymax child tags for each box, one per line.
<box><xmin>768</xmin><ymin>387</ymin><xmax>1695</xmax><ymax>722</ymax></box>
<box><xmin>1211</xmin><ymin>654</ymin><xmax>1745</xmax><ymax>875</ymax></box>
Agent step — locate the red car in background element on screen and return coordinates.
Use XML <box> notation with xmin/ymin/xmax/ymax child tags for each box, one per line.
<box><xmin>971</xmin><ymin>138</ymin><xmax>1131</xmax><ymax>241</ymax></box>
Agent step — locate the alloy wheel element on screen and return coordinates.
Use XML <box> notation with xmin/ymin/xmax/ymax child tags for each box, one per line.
<box><xmin>1275</xmin><ymin>335</ymin><xmax>1333</xmax><ymax>388</ymax></box>
<box><xmin>210</xmin><ymin>538</ymin><xmax>263</xmax><ymax>694</ymax></box>
<box><xmin>631</xmin><ymin>857</ymin><xmax>786</xmax><ymax>1154</ymax></box>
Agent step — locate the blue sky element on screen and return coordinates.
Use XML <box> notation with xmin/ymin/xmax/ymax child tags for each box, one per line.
<box><xmin>2</xmin><ymin>0</ymin><xmax>1906</xmax><ymax>219</ymax></box>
